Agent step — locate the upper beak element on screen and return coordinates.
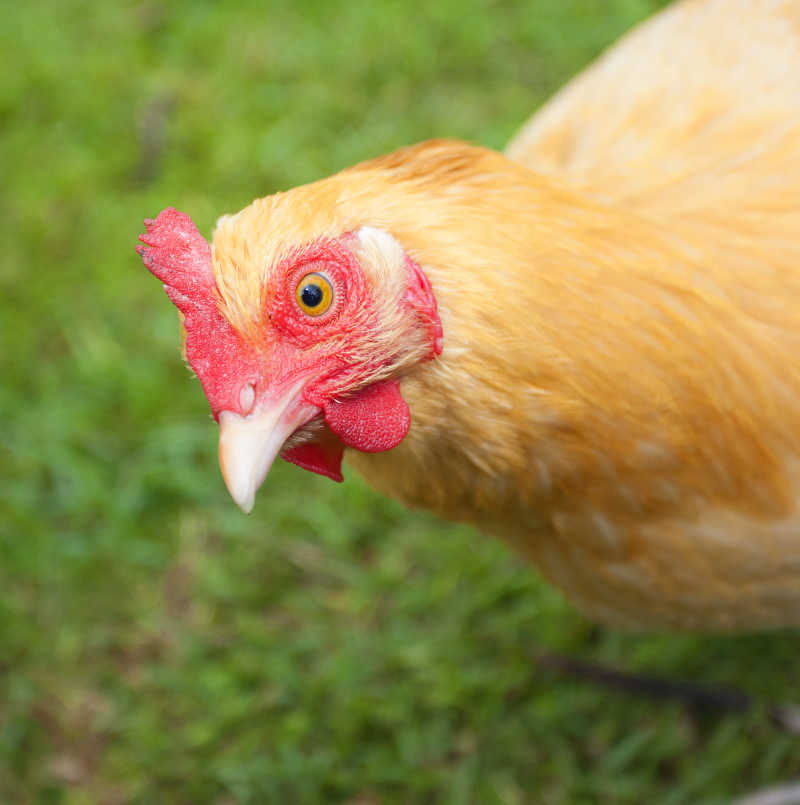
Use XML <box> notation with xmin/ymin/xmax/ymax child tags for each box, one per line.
<box><xmin>218</xmin><ymin>389</ymin><xmax>319</xmax><ymax>513</ymax></box>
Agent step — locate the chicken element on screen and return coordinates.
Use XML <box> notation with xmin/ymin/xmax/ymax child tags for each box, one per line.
<box><xmin>138</xmin><ymin>0</ymin><xmax>800</xmax><ymax>631</ymax></box>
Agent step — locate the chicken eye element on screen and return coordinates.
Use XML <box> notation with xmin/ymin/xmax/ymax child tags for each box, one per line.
<box><xmin>295</xmin><ymin>272</ymin><xmax>333</xmax><ymax>316</ymax></box>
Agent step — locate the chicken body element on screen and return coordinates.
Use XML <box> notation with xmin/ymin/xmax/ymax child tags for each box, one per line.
<box><xmin>141</xmin><ymin>0</ymin><xmax>800</xmax><ymax>630</ymax></box>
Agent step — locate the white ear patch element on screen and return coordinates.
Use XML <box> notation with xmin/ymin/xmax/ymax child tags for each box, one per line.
<box><xmin>355</xmin><ymin>225</ymin><xmax>405</xmax><ymax>256</ymax></box>
<box><xmin>351</xmin><ymin>226</ymin><xmax>408</xmax><ymax>295</ymax></box>
<box><xmin>347</xmin><ymin>226</ymin><xmax>432</xmax><ymax>363</ymax></box>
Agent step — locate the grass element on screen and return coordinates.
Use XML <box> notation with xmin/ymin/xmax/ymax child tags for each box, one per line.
<box><xmin>2</xmin><ymin>0</ymin><xmax>799</xmax><ymax>802</ymax></box>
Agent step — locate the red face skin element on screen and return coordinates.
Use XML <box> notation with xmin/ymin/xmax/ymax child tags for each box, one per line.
<box><xmin>138</xmin><ymin>208</ymin><xmax>441</xmax><ymax>485</ymax></box>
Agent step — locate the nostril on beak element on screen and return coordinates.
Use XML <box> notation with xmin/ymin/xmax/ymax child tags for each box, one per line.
<box><xmin>239</xmin><ymin>383</ymin><xmax>255</xmax><ymax>415</ymax></box>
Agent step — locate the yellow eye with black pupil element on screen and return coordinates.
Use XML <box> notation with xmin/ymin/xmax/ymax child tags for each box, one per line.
<box><xmin>295</xmin><ymin>272</ymin><xmax>333</xmax><ymax>316</ymax></box>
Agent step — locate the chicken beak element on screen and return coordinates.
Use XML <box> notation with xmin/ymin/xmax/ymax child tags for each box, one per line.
<box><xmin>218</xmin><ymin>392</ymin><xmax>319</xmax><ymax>514</ymax></box>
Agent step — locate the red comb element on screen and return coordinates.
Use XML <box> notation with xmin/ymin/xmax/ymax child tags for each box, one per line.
<box><xmin>137</xmin><ymin>208</ymin><xmax>258</xmax><ymax>418</ymax></box>
<box><xmin>137</xmin><ymin>207</ymin><xmax>214</xmax><ymax>309</ymax></box>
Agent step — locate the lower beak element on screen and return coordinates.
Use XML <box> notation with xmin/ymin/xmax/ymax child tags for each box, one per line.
<box><xmin>218</xmin><ymin>390</ymin><xmax>319</xmax><ymax>513</ymax></box>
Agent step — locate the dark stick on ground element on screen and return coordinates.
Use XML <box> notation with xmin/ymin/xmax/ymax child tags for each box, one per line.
<box><xmin>534</xmin><ymin>651</ymin><xmax>800</xmax><ymax>732</ymax></box>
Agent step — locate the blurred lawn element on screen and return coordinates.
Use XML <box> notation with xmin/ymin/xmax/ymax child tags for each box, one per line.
<box><xmin>2</xmin><ymin>0</ymin><xmax>799</xmax><ymax>802</ymax></box>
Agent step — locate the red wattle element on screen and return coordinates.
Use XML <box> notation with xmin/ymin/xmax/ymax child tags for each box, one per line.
<box><xmin>282</xmin><ymin>434</ymin><xmax>345</xmax><ymax>482</ymax></box>
<box><xmin>322</xmin><ymin>380</ymin><xmax>410</xmax><ymax>453</ymax></box>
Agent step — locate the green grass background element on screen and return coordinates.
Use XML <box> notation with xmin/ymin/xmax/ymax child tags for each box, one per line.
<box><xmin>2</xmin><ymin>0</ymin><xmax>799</xmax><ymax>802</ymax></box>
